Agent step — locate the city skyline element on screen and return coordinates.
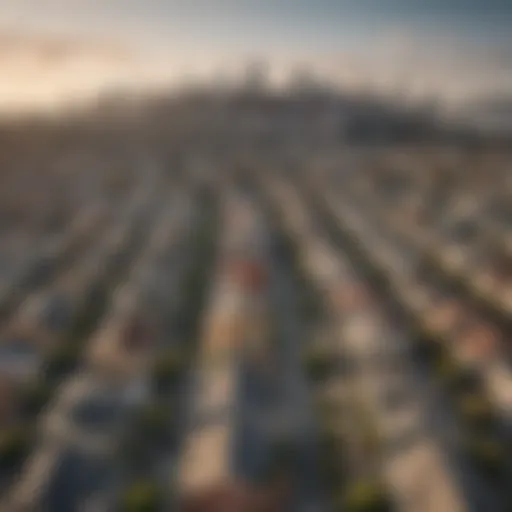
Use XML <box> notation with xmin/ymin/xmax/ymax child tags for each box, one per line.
<box><xmin>0</xmin><ymin>1</ymin><xmax>511</xmax><ymax>111</ymax></box>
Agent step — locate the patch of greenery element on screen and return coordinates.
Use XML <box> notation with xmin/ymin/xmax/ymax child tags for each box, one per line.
<box><xmin>44</xmin><ymin>343</ymin><xmax>82</xmax><ymax>381</ymax></box>
<box><xmin>120</xmin><ymin>479</ymin><xmax>163</xmax><ymax>512</ymax></box>
<box><xmin>20</xmin><ymin>379</ymin><xmax>53</xmax><ymax>417</ymax></box>
<box><xmin>151</xmin><ymin>349</ymin><xmax>183</xmax><ymax>393</ymax></box>
<box><xmin>465</xmin><ymin>437</ymin><xmax>506</xmax><ymax>478</ymax></box>
<box><xmin>303</xmin><ymin>347</ymin><xmax>334</xmax><ymax>382</ymax></box>
<box><xmin>0</xmin><ymin>426</ymin><xmax>31</xmax><ymax>470</ymax></box>
<box><xmin>339</xmin><ymin>480</ymin><xmax>392</xmax><ymax>512</ymax></box>
<box><xmin>457</xmin><ymin>393</ymin><xmax>494</xmax><ymax>429</ymax></box>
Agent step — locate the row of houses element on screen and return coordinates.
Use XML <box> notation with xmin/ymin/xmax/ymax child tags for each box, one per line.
<box><xmin>265</xmin><ymin>170</ymin><xmax>485</xmax><ymax>511</ymax></box>
<box><xmin>0</xmin><ymin>167</ymin><xmax>180</xmax><ymax>511</ymax></box>
<box><xmin>178</xmin><ymin>189</ymin><xmax>288</xmax><ymax>511</ymax></box>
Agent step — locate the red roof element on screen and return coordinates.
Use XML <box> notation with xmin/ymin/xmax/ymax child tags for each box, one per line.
<box><xmin>121</xmin><ymin>316</ymin><xmax>153</xmax><ymax>350</ymax></box>
<box><xmin>181</xmin><ymin>482</ymin><xmax>290</xmax><ymax>512</ymax></box>
<box><xmin>227</xmin><ymin>259</ymin><xmax>269</xmax><ymax>293</ymax></box>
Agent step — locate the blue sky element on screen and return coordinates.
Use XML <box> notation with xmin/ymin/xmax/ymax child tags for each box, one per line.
<box><xmin>0</xmin><ymin>1</ymin><xmax>510</xmax><ymax>111</ymax></box>
<box><xmin>1</xmin><ymin>0</ymin><xmax>511</xmax><ymax>53</ymax></box>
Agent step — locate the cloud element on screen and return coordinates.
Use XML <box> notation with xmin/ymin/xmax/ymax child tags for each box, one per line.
<box><xmin>0</xmin><ymin>28</ymin><xmax>133</xmax><ymax>63</ymax></box>
<box><xmin>0</xmin><ymin>28</ymin><xmax>141</xmax><ymax>112</ymax></box>
<box><xmin>289</xmin><ymin>30</ymin><xmax>512</xmax><ymax>106</ymax></box>
<box><xmin>0</xmin><ymin>23</ymin><xmax>511</xmax><ymax>113</ymax></box>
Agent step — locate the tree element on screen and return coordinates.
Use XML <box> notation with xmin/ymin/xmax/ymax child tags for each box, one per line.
<box><xmin>258</xmin><ymin>437</ymin><xmax>298</xmax><ymax>486</ymax></box>
<box><xmin>298</xmin><ymin>284</ymin><xmax>321</xmax><ymax>321</ymax></box>
<box><xmin>121</xmin><ymin>480</ymin><xmax>163</xmax><ymax>512</ymax></box>
<box><xmin>457</xmin><ymin>393</ymin><xmax>494</xmax><ymax>428</ymax></box>
<box><xmin>20</xmin><ymin>379</ymin><xmax>53</xmax><ymax>417</ymax></box>
<box><xmin>433</xmin><ymin>352</ymin><xmax>462</xmax><ymax>388</ymax></box>
<box><xmin>44</xmin><ymin>343</ymin><xmax>81</xmax><ymax>382</ymax></box>
<box><xmin>318</xmin><ymin>425</ymin><xmax>345</xmax><ymax>486</ymax></box>
<box><xmin>151</xmin><ymin>349</ymin><xmax>183</xmax><ymax>394</ymax></box>
<box><xmin>339</xmin><ymin>481</ymin><xmax>392</xmax><ymax>512</ymax></box>
<box><xmin>317</xmin><ymin>398</ymin><xmax>342</xmax><ymax>423</ymax></box>
<box><xmin>465</xmin><ymin>437</ymin><xmax>505</xmax><ymax>478</ymax></box>
<box><xmin>136</xmin><ymin>402</ymin><xmax>172</xmax><ymax>444</ymax></box>
<box><xmin>0</xmin><ymin>427</ymin><xmax>31</xmax><ymax>470</ymax></box>
<box><xmin>303</xmin><ymin>347</ymin><xmax>334</xmax><ymax>382</ymax></box>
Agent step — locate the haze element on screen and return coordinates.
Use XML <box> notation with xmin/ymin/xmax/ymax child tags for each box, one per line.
<box><xmin>0</xmin><ymin>0</ymin><xmax>511</xmax><ymax>112</ymax></box>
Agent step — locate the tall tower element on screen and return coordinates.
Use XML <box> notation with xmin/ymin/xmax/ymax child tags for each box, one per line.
<box><xmin>243</xmin><ymin>59</ymin><xmax>270</xmax><ymax>93</ymax></box>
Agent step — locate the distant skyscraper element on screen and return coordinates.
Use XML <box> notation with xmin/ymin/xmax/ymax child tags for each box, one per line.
<box><xmin>243</xmin><ymin>59</ymin><xmax>270</xmax><ymax>93</ymax></box>
<box><xmin>287</xmin><ymin>65</ymin><xmax>318</xmax><ymax>94</ymax></box>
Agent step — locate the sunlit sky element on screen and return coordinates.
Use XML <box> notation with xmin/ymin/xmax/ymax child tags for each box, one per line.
<box><xmin>0</xmin><ymin>0</ymin><xmax>511</xmax><ymax>111</ymax></box>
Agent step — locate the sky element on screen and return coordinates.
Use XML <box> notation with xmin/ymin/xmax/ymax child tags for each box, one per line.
<box><xmin>0</xmin><ymin>0</ymin><xmax>511</xmax><ymax>111</ymax></box>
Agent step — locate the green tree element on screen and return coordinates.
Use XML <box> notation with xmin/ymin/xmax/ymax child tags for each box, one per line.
<box><xmin>136</xmin><ymin>402</ymin><xmax>172</xmax><ymax>444</ymax></box>
<box><xmin>319</xmin><ymin>426</ymin><xmax>344</xmax><ymax>486</ymax></box>
<box><xmin>151</xmin><ymin>349</ymin><xmax>183</xmax><ymax>393</ymax></box>
<box><xmin>20</xmin><ymin>379</ymin><xmax>53</xmax><ymax>417</ymax></box>
<box><xmin>465</xmin><ymin>437</ymin><xmax>505</xmax><ymax>478</ymax></box>
<box><xmin>303</xmin><ymin>347</ymin><xmax>334</xmax><ymax>382</ymax></box>
<box><xmin>457</xmin><ymin>394</ymin><xmax>494</xmax><ymax>429</ymax></box>
<box><xmin>339</xmin><ymin>480</ymin><xmax>392</xmax><ymax>512</ymax></box>
<box><xmin>44</xmin><ymin>343</ymin><xmax>81</xmax><ymax>382</ymax></box>
<box><xmin>0</xmin><ymin>427</ymin><xmax>31</xmax><ymax>470</ymax></box>
<box><xmin>120</xmin><ymin>480</ymin><xmax>163</xmax><ymax>512</ymax></box>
